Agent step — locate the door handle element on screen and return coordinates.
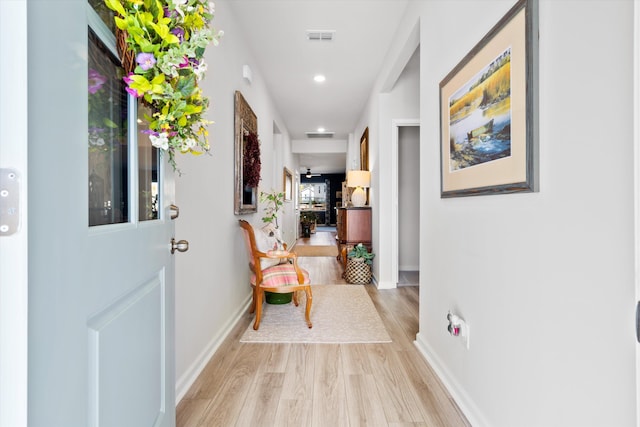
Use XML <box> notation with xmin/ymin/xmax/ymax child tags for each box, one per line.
<box><xmin>171</xmin><ymin>238</ymin><xmax>189</xmax><ymax>254</ymax></box>
<box><xmin>170</xmin><ymin>204</ymin><xmax>179</xmax><ymax>220</ymax></box>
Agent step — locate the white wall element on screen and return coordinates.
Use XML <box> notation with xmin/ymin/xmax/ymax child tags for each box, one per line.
<box><xmin>354</xmin><ymin>25</ymin><xmax>420</xmax><ymax>288</ymax></box>
<box><xmin>173</xmin><ymin>0</ymin><xmax>296</xmax><ymax>400</ymax></box>
<box><xmin>361</xmin><ymin>0</ymin><xmax>637</xmax><ymax>425</ymax></box>
<box><xmin>398</xmin><ymin>126</ymin><xmax>420</xmax><ymax>271</ymax></box>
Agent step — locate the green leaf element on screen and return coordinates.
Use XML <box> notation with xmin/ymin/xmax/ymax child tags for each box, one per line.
<box><xmin>104</xmin><ymin>0</ymin><xmax>126</xmax><ymax>16</ymax></box>
<box><xmin>103</xmin><ymin>118</ymin><xmax>118</xmax><ymax>129</ymax></box>
<box><xmin>164</xmin><ymin>33</ymin><xmax>180</xmax><ymax>45</ymax></box>
<box><xmin>114</xmin><ymin>16</ymin><xmax>128</xmax><ymax>30</ymax></box>
<box><xmin>184</xmin><ymin>104</ymin><xmax>202</xmax><ymax>115</ymax></box>
<box><xmin>137</xmin><ymin>38</ymin><xmax>155</xmax><ymax>53</ymax></box>
<box><xmin>129</xmin><ymin>75</ymin><xmax>152</xmax><ymax>93</ymax></box>
<box><xmin>176</xmin><ymin>75</ymin><xmax>196</xmax><ymax>97</ymax></box>
<box><xmin>139</xmin><ymin>11</ymin><xmax>154</xmax><ymax>28</ymax></box>
<box><xmin>151</xmin><ymin>74</ymin><xmax>165</xmax><ymax>85</ymax></box>
<box><xmin>127</xmin><ymin>25</ymin><xmax>145</xmax><ymax>38</ymax></box>
<box><xmin>150</xmin><ymin>22</ymin><xmax>169</xmax><ymax>39</ymax></box>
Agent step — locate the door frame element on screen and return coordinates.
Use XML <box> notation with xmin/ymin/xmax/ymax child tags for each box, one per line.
<box><xmin>391</xmin><ymin>119</ymin><xmax>420</xmax><ymax>288</ymax></box>
<box><xmin>634</xmin><ymin>0</ymin><xmax>639</xmax><ymax>423</ymax></box>
<box><xmin>0</xmin><ymin>0</ymin><xmax>28</xmax><ymax>425</ymax></box>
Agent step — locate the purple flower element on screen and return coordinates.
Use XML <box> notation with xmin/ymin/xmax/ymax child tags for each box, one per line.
<box><xmin>125</xmin><ymin>86</ymin><xmax>142</xmax><ymax>98</ymax></box>
<box><xmin>163</xmin><ymin>6</ymin><xmax>177</xmax><ymax>18</ymax></box>
<box><xmin>136</xmin><ymin>52</ymin><xmax>156</xmax><ymax>71</ymax></box>
<box><xmin>171</xmin><ymin>27</ymin><xmax>185</xmax><ymax>42</ymax></box>
<box><xmin>122</xmin><ymin>73</ymin><xmax>142</xmax><ymax>97</ymax></box>
<box><xmin>88</xmin><ymin>69</ymin><xmax>107</xmax><ymax>94</ymax></box>
<box><xmin>179</xmin><ymin>57</ymin><xmax>190</xmax><ymax>68</ymax></box>
<box><xmin>123</xmin><ymin>72</ymin><xmax>134</xmax><ymax>85</ymax></box>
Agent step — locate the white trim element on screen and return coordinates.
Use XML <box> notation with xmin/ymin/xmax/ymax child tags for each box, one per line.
<box><xmin>634</xmin><ymin>0</ymin><xmax>640</xmax><ymax>424</ymax></box>
<box><xmin>174</xmin><ymin>296</ymin><xmax>251</xmax><ymax>404</ymax></box>
<box><xmin>414</xmin><ymin>333</ymin><xmax>490</xmax><ymax>427</ymax></box>
<box><xmin>391</xmin><ymin>119</ymin><xmax>420</xmax><ymax>290</ymax></box>
<box><xmin>0</xmin><ymin>1</ymin><xmax>28</xmax><ymax>426</ymax></box>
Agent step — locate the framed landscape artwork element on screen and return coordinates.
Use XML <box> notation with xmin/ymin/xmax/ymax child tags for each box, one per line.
<box><xmin>440</xmin><ymin>0</ymin><xmax>538</xmax><ymax>198</ymax></box>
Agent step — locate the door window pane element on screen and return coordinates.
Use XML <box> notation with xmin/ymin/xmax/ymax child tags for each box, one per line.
<box><xmin>88</xmin><ymin>29</ymin><xmax>129</xmax><ymax>226</ymax></box>
<box><xmin>138</xmin><ymin>103</ymin><xmax>160</xmax><ymax>221</ymax></box>
<box><xmin>87</xmin><ymin>0</ymin><xmax>115</xmax><ymax>33</ymax></box>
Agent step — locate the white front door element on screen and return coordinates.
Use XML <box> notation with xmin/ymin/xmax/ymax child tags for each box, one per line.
<box><xmin>27</xmin><ymin>2</ymin><xmax>178</xmax><ymax>426</ymax></box>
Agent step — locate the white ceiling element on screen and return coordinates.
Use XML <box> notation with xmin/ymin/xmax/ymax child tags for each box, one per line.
<box><xmin>226</xmin><ymin>0</ymin><xmax>410</xmax><ymax>174</ymax></box>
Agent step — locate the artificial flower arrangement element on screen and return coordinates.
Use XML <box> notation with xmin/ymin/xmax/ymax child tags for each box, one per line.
<box><xmin>104</xmin><ymin>0</ymin><xmax>223</xmax><ymax>171</ymax></box>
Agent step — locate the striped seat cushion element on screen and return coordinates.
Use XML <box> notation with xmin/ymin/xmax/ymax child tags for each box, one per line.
<box><xmin>251</xmin><ymin>264</ymin><xmax>310</xmax><ymax>287</ymax></box>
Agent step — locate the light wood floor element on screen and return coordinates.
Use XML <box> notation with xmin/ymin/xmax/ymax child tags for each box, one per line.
<box><xmin>177</xmin><ymin>232</ymin><xmax>470</xmax><ymax>427</ymax></box>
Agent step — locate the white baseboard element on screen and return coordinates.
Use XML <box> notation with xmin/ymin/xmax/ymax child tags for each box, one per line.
<box><xmin>372</xmin><ymin>272</ymin><xmax>399</xmax><ymax>289</ymax></box>
<box><xmin>175</xmin><ymin>295</ymin><xmax>252</xmax><ymax>404</ymax></box>
<box><xmin>413</xmin><ymin>332</ymin><xmax>490</xmax><ymax>427</ymax></box>
<box><xmin>375</xmin><ymin>280</ymin><xmax>397</xmax><ymax>289</ymax></box>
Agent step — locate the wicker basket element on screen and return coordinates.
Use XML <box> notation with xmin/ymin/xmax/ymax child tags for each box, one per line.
<box><xmin>343</xmin><ymin>258</ymin><xmax>372</xmax><ymax>284</ymax></box>
<box><xmin>116</xmin><ymin>28</ymin><xmax>135</xmax><ymax>74</ymax></box>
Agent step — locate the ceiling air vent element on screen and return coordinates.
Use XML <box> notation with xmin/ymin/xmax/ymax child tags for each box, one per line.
<box><xmin>305</xmin><ymin>132</ymin><xmax>335</xmax><ymax>138</ymax></box>
<box><xmin>306</xmin><ymin>30</ymin><xmax>335</xmax><ymax>41</ymax></box>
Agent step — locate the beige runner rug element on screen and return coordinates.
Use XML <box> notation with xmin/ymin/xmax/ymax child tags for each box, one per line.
<box><xmin>291</xmin><ymin>245</ymin><xmax>339</xmax><ymax>257</ymax></box>
<box><xmin>240</xmin><ymin>285</ymin><xmax>391</xmax><ymax>344</ymax></box>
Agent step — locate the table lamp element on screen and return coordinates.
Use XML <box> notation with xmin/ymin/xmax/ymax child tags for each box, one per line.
<box><xmin>347</xmin><ymin>170</ymin><xmax>370</xmax><ymax>207</ymax></box>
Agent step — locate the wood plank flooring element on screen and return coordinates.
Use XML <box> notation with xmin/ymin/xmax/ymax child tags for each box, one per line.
<box><xmin>177</xmin><ymin>232</ymin><xmax>470</xmax><ymax>427</ymax></box>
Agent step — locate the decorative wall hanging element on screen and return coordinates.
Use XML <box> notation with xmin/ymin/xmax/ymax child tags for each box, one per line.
<box><xmin>234</xmin><ymin>91</ymin><xmax>260</xmax><ymax>214</ymax></box>
<box><xmin>439</xmin><ymin>0</ymin><xmax>538</xmax><ymax>197</ymax></box>
<box><xmin>104</xmin><ymin>0</ymin><xmax>223</xmax><ymax>172</ymax></box>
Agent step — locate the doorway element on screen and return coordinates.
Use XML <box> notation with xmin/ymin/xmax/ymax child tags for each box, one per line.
<box><xmin>391</xmin><ymin>122</ymin><xmax>420</xmax><ymax>286</ymax></box>
<box><xmin>397</xmin><ymin>126</ymin><xmax>420</xmax><ymax>285</ymax></box>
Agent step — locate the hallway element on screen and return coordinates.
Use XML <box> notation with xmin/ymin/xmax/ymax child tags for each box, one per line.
<box><xmin>176</xmin><ymin>232</ymin><xmax>470</xmax><ymax>426</ymax></box>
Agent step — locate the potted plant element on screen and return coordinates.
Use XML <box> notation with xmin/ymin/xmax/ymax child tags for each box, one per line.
<box><xmin>300</xmin><ymin>211</ymin><xmax>317</xmax><ymax>238</ymax></box>
<box><xmin>347</xmin><ymin>243</ymin><xmax>375</xmax><ymax>264</ymax></box>
<box><xmin>260</xmin><ymin>190</ymin><xmax>284</xmax><ymax>230</ymax></box>
<box><xmin>344</xmin><ymin>243</ymin><xmax>374</xmax><ymax>284</ymax></box>
<box><xmin>259</xmin><ymin>190</ymin><xmax>291</xmax><ymax>304</ymax></box>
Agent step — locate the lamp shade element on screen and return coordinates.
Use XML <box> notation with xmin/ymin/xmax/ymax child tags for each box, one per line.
<box><xmin>347</xmin><ymin>170</ymin><xmax>370</xmax><ymax>188</ymax></box>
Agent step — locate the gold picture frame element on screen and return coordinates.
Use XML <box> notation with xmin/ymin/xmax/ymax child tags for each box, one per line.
<box><xmin>360</xmin><ymin>127</ymin><xmax>369</xmax><ymax>171</ymax></box>
<box><xmin>283</xmin><ymin>167</ymin><xmax>293</xmax><ymax>201</ymax></box>
<box><xmin>234</xmin><ymin>91</ymin><xmax>259</xmax><ymax>214</ymax></box>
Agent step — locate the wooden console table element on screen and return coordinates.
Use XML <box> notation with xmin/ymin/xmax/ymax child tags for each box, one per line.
<box><xmin>336</xmin><ymin>207</ymin><xmax>371</xmax><ymax>266</ymax></box>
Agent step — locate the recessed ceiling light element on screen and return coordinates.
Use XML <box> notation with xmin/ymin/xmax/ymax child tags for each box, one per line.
<box><xmin>313</xmin><ymin>74</ymin><xmax>326</xmax><ymax>83</ymax></box>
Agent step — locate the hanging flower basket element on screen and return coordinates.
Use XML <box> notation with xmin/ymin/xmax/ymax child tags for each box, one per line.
<box><xmin>104</xmin><ymin>0</ymin><xmax>224</xmax><ymax>172</ymax></box>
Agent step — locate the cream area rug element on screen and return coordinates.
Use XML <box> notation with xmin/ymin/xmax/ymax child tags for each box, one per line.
<box><xmin>291</xmin><ymin>245</ymin><xmax>339</xmax><ymax>257</ymax></box>
<box><xmin>240</xmin><ymin>285</ymin><xmax>391</xmax><ymax>344</ymax></box>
